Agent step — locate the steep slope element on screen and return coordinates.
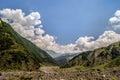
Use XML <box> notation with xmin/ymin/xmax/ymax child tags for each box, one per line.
<box><xmin>0</xmin><ymin>20</ymin><xmax>57</xmax><ymax>71</ymax></box>
<box><xmin>106</xmin><ymin>56</ymin><xmax>120</xmax><ymax>67</ymax></box>
<box><xmin>62</xmin><ymin>41</ymin><xmax>120</xmax><ymax>68</ymax></box>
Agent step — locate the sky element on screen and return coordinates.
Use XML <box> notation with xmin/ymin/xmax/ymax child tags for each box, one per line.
<box><xmin>0</xmin><ymin>0</ymin><xmax>120</xmax><ymax>54</ymax></box>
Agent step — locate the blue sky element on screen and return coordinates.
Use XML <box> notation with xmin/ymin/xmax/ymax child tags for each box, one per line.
<box><xmin>0</xmin><ymin>0</ymin><xmax>120</xmax><ymax>45</ymax></box>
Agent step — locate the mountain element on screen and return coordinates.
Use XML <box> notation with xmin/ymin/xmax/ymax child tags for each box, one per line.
<box><xmin>62</xmin><ymin>41</ymin><xmax>120</xmax><ymax>68</ymax></box>
<box><xmin>55</xmin><ymin>53</ymin><xmax>78</xmax><ymax>66</ymax></box>
<box><xmin>105</xmin><ymin>56</ymin><xmax>120</xmax><ymax>68</ymax></box>
<box><xmin>46</xmin><ymin>50</ymin><xmax>61</xmax><ymax>58</ymax></box>
<box><xmin>46</xmin><ymin>49</ymin><xmax>78</xmax><ymax>66</ymax></box>
<box><xmin>0</xmin><ymin>20</ymin><xmax>57</xmax><ymax>71</ymax></box>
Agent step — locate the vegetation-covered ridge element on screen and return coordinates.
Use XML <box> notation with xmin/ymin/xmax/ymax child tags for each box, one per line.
<box><xmin>0</xmin><ymin>20</ymin><xmax>57</xmax><ymax>71</ymax></box>
<box><xmin>62</xmin><ymin>41</ymin><xmax>120</xmax><ymax>68</ymax></box>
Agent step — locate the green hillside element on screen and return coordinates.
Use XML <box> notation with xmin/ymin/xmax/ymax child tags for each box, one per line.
<box><xmin>62</xmin><ymin>41</ymin><xmax>120</xmax><ymax>68</ymax></box>
<box><xmin>0</xmin><ymin>20</ymin><xmax>57</xmax><ymax>71</ymax></box>
<box><xmin>106</xmin><ymin>56</ymin><xmax>120</xmax><ymax>67</ymax></box>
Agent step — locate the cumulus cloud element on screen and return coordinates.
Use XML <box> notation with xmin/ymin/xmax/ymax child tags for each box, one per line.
<box><xmin>74</xmin><ymin>30</ymin><xmax>120</xmax><ymax>52</ymax></box>
<box><xmin>0</xmin><ymin>8</ymin><xmax>61</xmax><ymax>53</ymax></box>
<box><xmin>34</xmin><ymin>27</ymin><xmax>45</xmax><ymax>35</ymax></box>
<box><xmin>109</xmin><ymin>10</ymin><xmax>120</xmax><ymax>30</ymax></box>
<box><xmin>0</xmin><ymin>8</ymin><xmax>120</xmax><ymax>54</ymax></box>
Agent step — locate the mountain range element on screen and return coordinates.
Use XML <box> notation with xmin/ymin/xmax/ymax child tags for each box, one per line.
<box><xmin>62</xmin><ymin>41</ymin><xmax>120</xmax><ymax>68</ymax></box>
<box><xmin>46</xmin><ymin>50</ymin><xmax>78</xmax><ymax>66</ymax></box>
<box><xmin>1</xmin><ymin>19</ymin><xmax>120</xmax><ymax>71</ymax></box>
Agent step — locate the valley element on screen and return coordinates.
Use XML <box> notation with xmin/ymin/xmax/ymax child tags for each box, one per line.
<box><xmin>0</xmin><ymin>20</ymin><xmax>120</xmax><ymax>80</ymax></box>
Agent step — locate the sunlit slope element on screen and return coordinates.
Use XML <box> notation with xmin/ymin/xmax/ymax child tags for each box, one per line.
<box><xmin>62</xmin><ymin>41</ymin><xmax>120</xmax><ymax>68</ymax></box>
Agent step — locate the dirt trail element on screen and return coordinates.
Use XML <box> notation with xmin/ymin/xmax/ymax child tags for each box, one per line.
<box><xmin>40</xmin><ymin>66</ymin><xmax>59</xmax><ymax>73</ymax></box>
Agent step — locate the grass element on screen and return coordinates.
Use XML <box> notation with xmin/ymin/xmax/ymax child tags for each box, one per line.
<box><xmin>57</xmin><ymin>63</ymin><xmax>109</xmax><ymax>72</ymax></box>
<box><xmin>110</xmin><ymin>76</ymin><xmax>117</xmax><ymax>80</ymax></box>
<box><xmin>74</xmin><ymin>63</ymin><xmax>109</xmax><ymax>70</ymax></box>
<box><xmin>55</xmin><ymin>66</ymin><xmax>94</xmax><ymax>72</ymax></box>
<box><xmin>74</xmin><ymin>66</ymin><xmax>87</xmax><ymax>70</ymax></box>
<box><xmin>91</xmin><ymin>63</ymin><xmax>108</xmax><ymax>69</ymax></box>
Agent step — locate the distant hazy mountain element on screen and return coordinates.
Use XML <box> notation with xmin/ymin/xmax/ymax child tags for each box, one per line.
<box><xmin>62</xmin><ymin>41</ymin><xmax>120</xmax><ymax>68</ymax></box>
<box><xmin>55</xmin><ymin>53</ymin><xmax>78</xmax><ymax>65</ymax></box>
<box><xmin>0</xmin><ymin>20</ymin><xmax>57</xmax><ymax>71</ymax></box>
<box><xmin>46</xmin><ymin>50</ymin><xmax>79</xmax><ymax>66</ymax></box>
<box><xmin>46</xmin><ymin>50</ymin><xmax>61</xmax><ymax>58</ymax></box>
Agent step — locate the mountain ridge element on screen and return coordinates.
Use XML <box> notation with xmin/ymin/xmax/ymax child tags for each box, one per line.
<box><xmin>62</xmin><ymin>41</ymin><xmax>120</xmax><ymax>68</ymax></box>
<box><xmin>0</xmin><ymin>20</ymin><xmax>57</xmax><ymax>71</ymax></box>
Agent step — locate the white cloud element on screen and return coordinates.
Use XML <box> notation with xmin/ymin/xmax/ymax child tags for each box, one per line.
<box><xmin>109</xmin><ymin>17</ymin><xmax>119</xmax><ymax>24</ymax></box>
<box><xmin>74</xmin><ymin>30</ymin><xmax>120</xmax><ymax>52</ymax></box>
<box><xmin>0</xmin><ymin>8</ymin><xmax>120</xmax><ymax>54</ymax></box>
<box><xmin>75</xmin><ymin>36</ymin><xmax>95</xmax><ymax>50</ymax></box>
<box><xmin>112</xmin><ymin>25</ymin><xmax>120</xmax><ymax>30</ymax></box>
<box><xmin>109</xmin><ymin>10</ymin><xmax>120</xmax><ymax>30</ymax></box>
<box><xmin>34</xmin><ymin>28</ymin><xmax>45</xmax><ymax>35</ymax></box>
<box><xmin>115</xmin><ymin>10</ymin><xmax>120</xmax><ymax>17</ymax></box>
